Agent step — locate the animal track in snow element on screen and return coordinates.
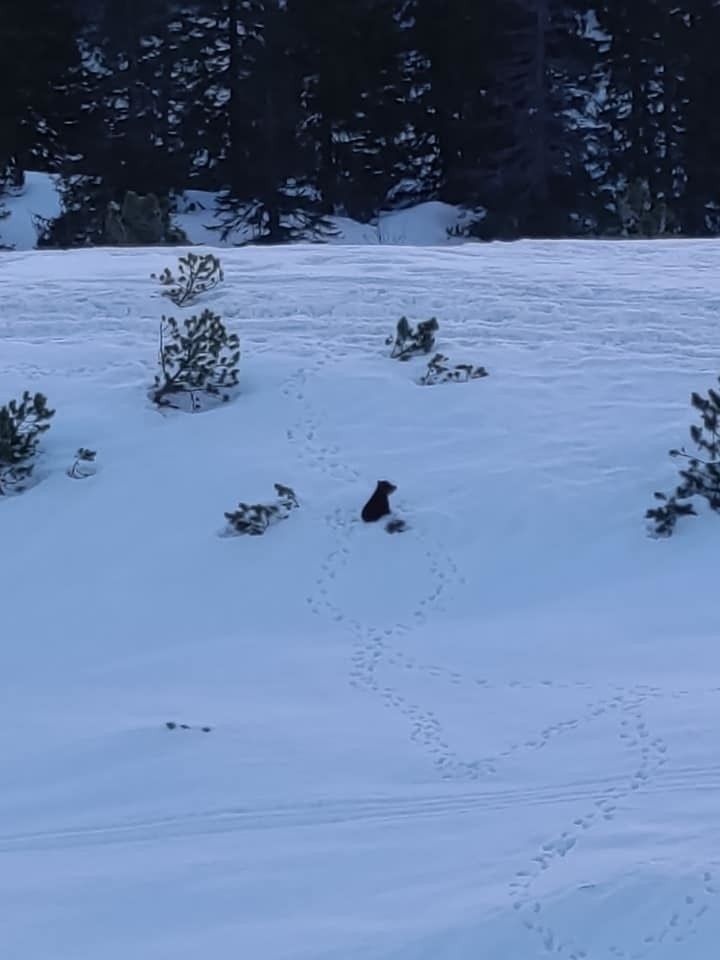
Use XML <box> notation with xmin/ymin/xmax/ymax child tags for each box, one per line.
<box><xmin>282</xmin><ymin>355</ymin><xmax>361</xmax><ymax>485</ymax></box>
<box><xmin>602</xmin><ymin>868</ymin><xmax>719</xmax><ymax>959</ymax></box>
<box><xmin>282</xmin><ymin>346</ymin><xmax>719</xmax><ymax>956</ymax></box>
<box><xmin>508</xmin><ymin>689</ymin><xmax>718</xmax><ymax>959</ymax></box>
<box><xmin>308</xmin><ymin>497</ymin><xmax>609</xmax><ymax>788</ymax></box>
<box><xmin>282</xmin><ymin>353</ymin><xmax>476</xmax><ymax>777</ymax></box>
<box><xmin>284</xmin><ymin>352</ymin><xmax>668</xmax><ymax>791</ymax></box>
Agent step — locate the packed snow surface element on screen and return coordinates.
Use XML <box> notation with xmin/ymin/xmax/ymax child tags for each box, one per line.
<box><xmin>1</xmin><ymin>240</ymin><xmax>720</xmax><ymax>959</ymax></box>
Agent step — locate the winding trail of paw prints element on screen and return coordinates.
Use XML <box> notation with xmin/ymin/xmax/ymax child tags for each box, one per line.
<box><xmin>309</xmin><ymin>512</ymin><xmax>720</xmax><ymax>956</ymax></box>
<box><xmin>509</xmin><ymin>689</ymin><xmax>718</xmax><ymax>959</ymax></box>
<box><xmin>283</xmin><ymin>354</ymin><xmax>660</xmax><ymax>787</ymax></box>
<box><xmin>281</xmin><ymin>349</ymin><xmax>361</xmax><ymax>485</ymax></box>
<box><xmin>281</xmin><ymin>354</ymin><xmax>486</xmax><ymax>778</ymax></box>
<box><xmin>282</xmin><ymin>354</ymin><xmax>719</xmax><ymax>955</ymax></box>
<box><xmin>378</xmin><ymin>649</ymin><xmax>620</xmax><ymax>776</ymax></box>
<box><xmin>307</xmin><ymin>504</ymin><xmax>623</xmax><ymax>788</ymax></box>
<box><xmin>282</xmin><ymin>350</ymin><xmax>479</xmax><ymax>778</ymax></box>
<box><xmin>310</xmin><ymin>505</ymin><xmax>481</xmax><ymax>781</ymax></box>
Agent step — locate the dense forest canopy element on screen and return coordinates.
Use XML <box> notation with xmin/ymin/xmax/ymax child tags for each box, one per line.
<box><xmin>2</xmin><ymin>0</ymin><xmax>720</xmax><ymax>244</ymax></box>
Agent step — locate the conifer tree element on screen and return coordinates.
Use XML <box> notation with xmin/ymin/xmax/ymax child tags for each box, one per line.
<box><xmin>593</xmin><ymin>0</ymin><xmax>691</xmax><ymax>235</ymax></box>
<box><xmin>288</xmin><ymin>0</ymin><xmax>435</xmax><ymax>220</ymax></box>
<box><xmin>152</xmin><ymin>310</ymin><xmax>240</xmax><ymax>410</ymax></box>
<box><xmin>0</xmin><ymin>392</ymin><xmax>55</xmax><ymax>494</ymax></box>
<box><xmin>213</xmin><ymin>0</ymin><xmax>331</xmax><ymax>242</ymax></box>
<box><xmin>647</xmin><ymin>376</ymin><xmax>720</xmax><ymax>537</ymax></box>
<box><xmin>681</xmin><ymin>1</ymin><xmax>720</xmax><ymax>233</ymax></box>
<box><xmin>0</xmin><ymin>1</ymin><xmax>83</xmax><ymax>187</ymax></box>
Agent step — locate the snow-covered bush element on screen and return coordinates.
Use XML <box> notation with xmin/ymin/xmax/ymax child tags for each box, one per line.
<box><xmin>224</xmin><ymin>484</ymin><xmax>299</xmax><ymax>536</ymax></box>
<box><xmin>419</xmin><ymin>352</ymin><xmax>488</xmax><ymax>385</ymax></box>
<box><xmin>646</xmin><ymin>377</ymin><xmax>720</xmax><ymax>536</ymax></box>
<box><xmin>152</xmin><ymin>252</ymin><xmax>224</xmax><ymax>307</ymax></box>
<box><xmin>0</xmin><ymin>391</ymin><xmax>55</xmax><ymax>494</ymax></box>
<box><xmin>152</xmin><ymin>309</ymin><xmax>240</xmax><ymax>411</ymax></box>
<box><xmin>386</xmin><ymin>316</ymin><xmax>438</xmax><ymax>360</ymax></box>
<box><xmin>67</xmin><ymin>447</ymin><xmax>97</xmax><ymax>479</ymax></box>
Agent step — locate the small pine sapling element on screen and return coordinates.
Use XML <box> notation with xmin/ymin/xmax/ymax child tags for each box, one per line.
<box><xmin>273</xmin><ymin>483</ymin><xmax>299</xmax><ymax>512</ymax></box>
<box><xmin>224</xmin><ymin>483</ymin><xmax>299</xmax><ymax>536</ymax></box>
<box><xmin>419</xmin><ymin>352</ymin><xmax>489</xmax><ymax>385</ymax></box>
<box><xmin>645</xmin><ymin>493</ymin><xmax>697</xmax><ymax>537</ymax></box>
<box><xmin>386</xmin><ymin>316</ymin><xmax>439</xmax><ymax>360</ymax></box>
<box><xmin>224</xmin><ymin>503</ymin><xmax>270</xmax><ymax>536</ymax></box>
<box><xmin>646</xmin><ymin>377</ymin><xmax>720</xmax><ymax>536</ymax></box>
<box><xmin>151</xmin><ymin>252</ymin><xmax>224</xmax><ymax>307</ymax></box>
<box><xmin>0</xmin><ymin>391</ymin><xmax>55</xmax><ymax>494</ymax></box>
<box><xmin>152</xmin><ymin>310</ymin><xmax>240</xmax><ymax>411</ymax></box>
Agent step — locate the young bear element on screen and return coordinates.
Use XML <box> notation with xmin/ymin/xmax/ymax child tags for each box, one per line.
<box><xmin>361</xmin><ymin>480</ymin><xmax>397</xmax><ymax>522</ymax></box>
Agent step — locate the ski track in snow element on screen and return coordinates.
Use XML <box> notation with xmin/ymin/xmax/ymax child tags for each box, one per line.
<box><xmin>279</xmin><ymin>319</ymin><xmax>719</xmax><ymax>958</ymax></box>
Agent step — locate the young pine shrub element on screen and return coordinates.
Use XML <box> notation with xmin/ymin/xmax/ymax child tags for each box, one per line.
<box><xmin>0</xmin><ymin>391</ymin><xmax>55</xmax><ymax>494</ymax></box>
<box><xmin>224</xmin><ymin>484</ymin><xmax>299</xmax><ymax>536</ymax></box>
<box><xmin>152</xmin><ymin>252</ymin><xmax>224</xmax><ymax>307</ymax></box>
<box><xmin>152</xmin><ymin>310</ymin><xmax>240</xmax><ymax>411</ymax></box>
<box><xmin>646</xmin><ymin>376</ymin><xmax>720</xmax><ymax>537</ymax></box>
<box><xmin>386</xmin><ymin>316</ymin><xmax>439</xmax><ymax>360</ymax></box>
<box><xmin>419</xmin><ymin>352</ymin><xmax>488</xmax><ymax>385</ymax></box>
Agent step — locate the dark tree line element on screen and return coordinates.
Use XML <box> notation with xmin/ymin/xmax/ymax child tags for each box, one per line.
<box><xmin>2</xmin><ymin>0</ymin><xmax>720</xmax><ymax>245</ymax></box>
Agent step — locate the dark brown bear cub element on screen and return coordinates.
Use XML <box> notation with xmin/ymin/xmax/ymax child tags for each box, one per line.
<box><xmin>361</xmin><ymin>480</ymin><xmax>397</xmax><ymax>522</ymax></box>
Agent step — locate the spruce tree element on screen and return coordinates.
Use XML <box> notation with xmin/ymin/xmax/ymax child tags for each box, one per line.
<box><xmin>593</xmin><ymin>0</ymin><xmax>691</xmax><ymax>235</ymax></box>
<box><xmin>213</xmin><ymin>0</ymin><xmax>331</xmax><ymax>242</ymax></box>
<box><xmin>681</xmin><ymin>1</ymin><xmax>720</xmax><ymax>234</ymax></box>
<box><xmin>288</xmin><ymin>0</ymin><xmax>435</xmax><ymax>221</ymax></box>
<box><xmin>85</xmin><ymin>0</ymin><xmax>191</xmax><ymax>196</ymax></box>
<box><xmin>412</xmin><ymin>0</ymin><xmax>506</xmax><ymax>209</ymax></box>
<box><xmin>0</xmin><ymin>1</ymin><xmax>83</xmax><ymax>186</ymax></box>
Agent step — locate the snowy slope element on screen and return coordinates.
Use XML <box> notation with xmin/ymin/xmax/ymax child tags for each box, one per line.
<box><xmin>1</xmin><ymin>241</ymin><xmax>720</xmax><ymax>960</ymax></box>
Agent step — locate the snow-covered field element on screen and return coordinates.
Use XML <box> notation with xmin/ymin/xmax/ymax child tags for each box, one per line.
<box><xmin>1</xmin><ymin>240</ymin><xmax>720</xmax><ymax>959</ymax></box>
